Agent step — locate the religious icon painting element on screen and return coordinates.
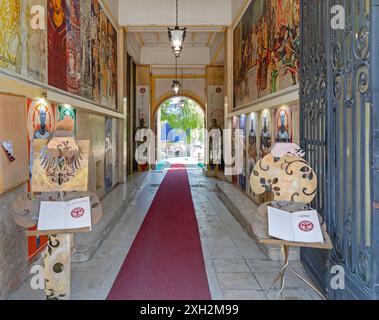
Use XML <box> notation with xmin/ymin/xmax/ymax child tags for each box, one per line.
<box><xmin>260</xmin><ymin>110</ymin><xmax>272</xmax><ymax>158</ymax></box>
<box><xmin>66</xmin><ymin>0</ymin><xmax>82</xmax><ymax>95</ymax></box>
<box><xmin>57</xmin><ymin>105</ymin><xmax>76</xmax><ymax>134</ymax></box>
<box><xmin>239</xmin><ymin>115</ymin><xmax>247</xmax><ymax>192</ymax></box>
<box><xmin>27</xmin><ymin>98</ymin><xmax>55</xmax><ymax>180</ymax></box>
<box><xmin>0</xmin><ymin>0</ymin><xmax>21</xmax><ymax>75</ymax></box>
<box><xmin>26</xmin><ymin>98</ymin><xmax>55</xmax><ymax>260</ymax></box>
<box><xmin>275</xmin><ymin>106</ymin><xmax>292</xmax><ymax>143</ymax></box>
<box><xmin>47</xmin><ymin>0</ymin><xmax>67</xmax><ymax>91</ymax></box>
<box><xmin>247</xmin><ymin>112</ymin><xmax>258</xmax><ymax>193</ymax></box>
<box><xmin>27</xmin><ymin>99</ymin><xmax>55</xmax><ymax>142</ymax></box>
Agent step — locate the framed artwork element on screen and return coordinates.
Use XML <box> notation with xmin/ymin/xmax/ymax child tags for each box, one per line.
<box><xmin>232</xmin><ymin>116</ymin><xmax>239</xmax><ymax>186</ymax></box>
<box><xmin>27</xmin><ymin>98</ymin><xmax>55</xmax><ymax>181</ymax></box>
<box><xmin>260</xmin><ymin>110</ymin><xmax>272</xmax><ymax>157</ymax></box>
<box><xmin>76</xmin><ymin>111</ymin><xmax>105</xmax><ymax>197</ymax></box>
<box><xmin>26</xmin><ymin>98</ymin><xmax>55</xmax><ymax>259</ymax></box>
<box><xmin>57</xmin><ymin>104</ymin><xmax>77</xmax><ymax>133</ymax></box>
<box><xmin>104</xmin><ymin>117</ymin><xmax>113</xmax><ymax>192</ymax></box>
<box><xmin>112</xmin><ymin>118</ymin><xmax>119</xmax><ymax>186</ymax></box>
<box><xmin>247</xmin><ymin>112</ymin><xmax>258</xmax><ymax>195</ymax></box>
<box><xmin>31</xmin><ymin>139</ymin><xmax>90</xmax><ymax>192</ymax></box>
<box><xmin>233</xmin><ymin>0</ymin><xmax>300</xmax><ymax>108</ymax></box>
<box><xmin>239</xmin><ymin>114</ymin><xmax>247</xmax><ymax>191</ymax></box>
<box><xmin>275</xmin><ymin>106</ymin><xmax>292</xmax><ymax>143</ymax></box>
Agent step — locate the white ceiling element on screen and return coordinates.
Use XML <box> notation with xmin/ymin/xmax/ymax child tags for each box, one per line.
<box><xmin>103</xmin><ymin>0</ymin><xmax>248</xmax><ymax>66</ymax></box>
<box><xmin>135</xmin><ymin>31</ymin><xmax>216</xmax><ymax>48</ymax></box>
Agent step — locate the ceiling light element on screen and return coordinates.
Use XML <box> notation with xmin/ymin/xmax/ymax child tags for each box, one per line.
<box><xmin>168</xmin><ymin>0</ymin><xmax>186</xmax><ymax>57</ymax></box>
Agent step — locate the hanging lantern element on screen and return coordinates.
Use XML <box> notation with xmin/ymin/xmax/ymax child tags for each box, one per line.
<box><xmin>168</xmin><ymin>0</ymin><xmax>186</xmax><ymax>57</ymax></box>
<box><xmin>168</xmin><ymin>26</ymin><xmax>187</xmax><ymax>57</ymax></box>
<box><xmin>172</xmin><ymin>80</ymin><xmax>181</xmax><ymax>95</ymax></box>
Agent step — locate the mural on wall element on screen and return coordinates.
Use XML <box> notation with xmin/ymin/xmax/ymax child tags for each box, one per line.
<box><xmin>26</xmin><ymin>0</ymin><xmax>47</xmax><ymax>83</ymax></box>
<box><xmin>104</xmin><ymin>117</ymin><xmax>113</xmax><ymax>192</ymax></box>
<box><xmin>239</xmin><ymin>115</ymin><xmax>247</xmax><ymax>191</ymax></box>
<box><xmin>275</xmin><ymin>106</ymin><xmax>292</xmax><ymax>143</ymax></box>
<box><xmin>0</xmin><ymin>0</ymin><xmax>116</xmax><ymax>107</ymax></box>
<box><xmin>109</xmin><ymin>18</ymin><xmax>117</xmax><ymax>108</ymax></box>
<box><xmin>0</xmin><ymin>0</ymin><xmax>21</xmax><ymax>74</ymax></box>
<box><xmin>80</xmin><ymin>0</ymin><xmax>92</xmax><ymax>99</ymax></box>
<box><xmin>91</xmin><ymin>0</ymin><xmax>117</xmax><ymax>108</ymax></box>
<box><xmin>260</xmin><ymin>110</ymin><xmax>272</xmax><ymax>157</ymax></box>
<box><xmin>247</xmin><ymin>112</ymin><xmax>258</xmax><ymax>195</ymax></box>
<box><xmin>91</xmin><ymin>0</ymin><xmax>100</xmax><ymax>103</ymax></box>
<box><xmin>233</xmin><ymin>0</ymin><xmax>300</xmax><ymax>108</ymax></box>
<box><xmin>47</xmin><ymin>0</ymin><xmax>67</xmax><ymax>91</ymax></box>
<box><xmin>98</xmin><ymin>5</ymin><xmax>117</xmax><ymax>108</ymax></box>
<box><xmin>66</xmin><ymin>0</ymin><xmax>82</xmax><ymax>95</ymax></box>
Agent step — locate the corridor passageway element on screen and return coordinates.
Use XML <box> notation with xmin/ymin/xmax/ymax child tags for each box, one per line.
<box><xmin>1</xmin><ymin>0</ymin><xmax>378</xmax><ymax>303</ymax></box>
<box><xmin>10</xmin><ymin>166</ymin><xmax>319</xmax><ymax>300</ymax></box>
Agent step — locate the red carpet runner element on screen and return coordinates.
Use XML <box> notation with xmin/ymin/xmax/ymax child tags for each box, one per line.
<box><xmin>107</xmin><ymin>164</ymin><xmax>212</xmax><ymax>300</ymax></box>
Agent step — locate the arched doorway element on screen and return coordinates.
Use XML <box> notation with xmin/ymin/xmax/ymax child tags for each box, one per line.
<box><xmin>155</xmin><ymin>96</ymin><xmax>205</xmax><ymax>168</ymax></box>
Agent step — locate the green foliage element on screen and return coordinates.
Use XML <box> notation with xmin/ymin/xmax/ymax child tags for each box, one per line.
<box><xmin>160</xmin><ymin>98</ymin><xmax>204</xmax><ymax>131</ymax></box>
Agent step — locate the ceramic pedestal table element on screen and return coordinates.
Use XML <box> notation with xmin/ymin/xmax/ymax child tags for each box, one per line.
<box><xmin>11</xmin><ymin>192</ymin><xmax>102</xmax><ymax>300</ymax></box>
<box><xmin>253</xmin><ymin>201</ymin><xmax>333</xmax><ymax>300</ymax></box>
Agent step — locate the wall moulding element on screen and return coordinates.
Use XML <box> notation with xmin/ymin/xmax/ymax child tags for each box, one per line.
<box><xmin>0</xmin><ymin>72</ymin><xmax>125</xmax><ymax>120</ymax></box>
<box><xmin>47</xmin><ymin>91</ymin><xmax>125</xmax><ymax>120</ymax></box>
<box><xmin>226</xmin><ymin>85</ymin><xmax>299</xmax><ymax>118</ymax></box>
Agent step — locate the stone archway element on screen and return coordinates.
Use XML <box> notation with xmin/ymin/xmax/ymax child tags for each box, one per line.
<box><xmin>152</xmin><ymin>89</ymin><xmax>206</xmax><ymax>129</ymax></box>
<box><xmin>154</xmin><ymin>94</ymin><xmax>206</xmax><ymax>165</ymax></box>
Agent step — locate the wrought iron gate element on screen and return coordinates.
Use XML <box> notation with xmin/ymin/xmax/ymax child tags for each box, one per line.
<box><xmin>300</xmin><ymin>0</ymin><xmax>379</xmax><ymax>299</ymax></box>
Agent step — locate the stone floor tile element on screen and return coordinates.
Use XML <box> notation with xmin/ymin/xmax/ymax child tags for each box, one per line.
<box><xmin>217</xmin><ymin>273</ymin><xmax>261</xmax><ymax>290</ymax></box>
<box><xmin>212</xmin><ymin>259</ymin><xmax>250</xmax><ymax>273</ymax></box>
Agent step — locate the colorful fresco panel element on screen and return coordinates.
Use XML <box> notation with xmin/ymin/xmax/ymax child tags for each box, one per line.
<box><xmin>233</xmin><ymin>0</ymin><xmax>300</xmax><ymax>108</ymax></box>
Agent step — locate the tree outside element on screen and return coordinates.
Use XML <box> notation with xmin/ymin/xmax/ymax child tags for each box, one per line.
<box><xmin>159</xmin><ymin>97</ymin><xmax>205</xmax><ymax>162</ymax></box>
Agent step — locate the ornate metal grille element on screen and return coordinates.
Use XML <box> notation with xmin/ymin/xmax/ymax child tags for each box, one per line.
<box><xmin>300</xmin><ymin>0</ymin><xmax>375</xmax><ymax>299</ymax></box>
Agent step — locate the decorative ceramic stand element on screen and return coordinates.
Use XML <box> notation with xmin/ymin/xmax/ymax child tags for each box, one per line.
<box><xmin>44</xmin><ymin>234</ymin><xmax>71</xmax><ymax>300</ymax></box>
<box><xmin>252</xmin><ymin>201</ymin><xmax>332</xmax><ymax>300</ymax></box>
<box><xmin>11</xmin><ymin>192</ymin><xmax>102</xmax><ymax>300</ymax></box>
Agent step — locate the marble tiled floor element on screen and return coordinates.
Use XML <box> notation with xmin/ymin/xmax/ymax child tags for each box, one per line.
<box><xmin>9</xmin><ymin>167</ymin><xmax>320</xmax><ymax>300</ymax></box>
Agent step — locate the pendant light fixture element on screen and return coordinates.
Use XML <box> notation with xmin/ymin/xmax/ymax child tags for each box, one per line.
<box><xmin>172</xmin><ymin>56</ymin><xmax>181</xmax><ymax>95</ymax></box>
<box><xmin>168</xmin><ymin>0</ymin><xmax>186</xmax><ymax>57</ymax></box>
